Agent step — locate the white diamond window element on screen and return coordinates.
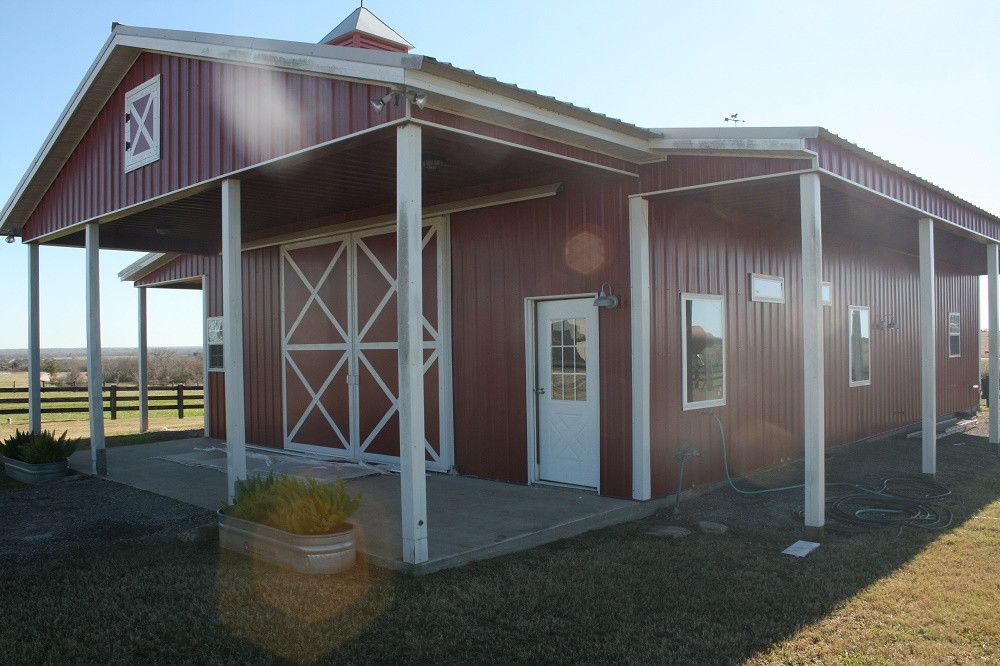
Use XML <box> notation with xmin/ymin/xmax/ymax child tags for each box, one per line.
<box><xmin>124</xmin><ymin>76</ymin><xmax>161</xmax><ymax>172</ymax></box>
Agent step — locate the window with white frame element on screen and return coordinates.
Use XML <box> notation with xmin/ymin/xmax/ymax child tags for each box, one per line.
<box><xmin>849</xmin><ymin>306</ymin><xmax>871</xmax><ymax>387</ymax></box>
<box><xmin>821</xmin><ymin>281</ymin><xmax>832</xmax><ymax>307</ymax></box>
<box><xmin>948</xmin><ymin>312</ymin><xmax>961</xmax><ymax>358</ymax></box>
<box><xmin>123</xmin><ymin>76</ymin><xmax>161</xmax><ymax>172</ymax></box>
<box><xmin>681</xmin><ymin>293</ymin><xmax>726</xmax><ymax>409</ymax></box>
<box><xmin>206</xmin><ymin>317</ymin><xmax>224</xmax><ymax>371</ymax></box>
<box><xmin>750</xmin><ymin>273</ymin><xmax>785</xmax><ymax>304</ymax></box>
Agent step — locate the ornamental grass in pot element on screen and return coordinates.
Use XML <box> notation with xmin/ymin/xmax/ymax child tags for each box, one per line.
<box><xmin>2</xmin><ymin>429</ymin><xmax>79</xmax><ymax>483</ymax></box>
<box><xmin>219</xmin><ymin>474</ymin><xmax>363</xmax><ymax>574</ymax></box>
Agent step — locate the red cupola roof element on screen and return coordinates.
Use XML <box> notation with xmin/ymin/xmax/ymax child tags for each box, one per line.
<box><xmin>319</xmin><ymin>6</ymin><xmax>413</xmax><ymax>52</ymax></box>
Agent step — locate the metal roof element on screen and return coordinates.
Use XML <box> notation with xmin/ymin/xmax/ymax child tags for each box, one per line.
<box><xmin>319</xmin><ymin>6</ymin><xmax>413</xmax><ymax>49</ymax></box>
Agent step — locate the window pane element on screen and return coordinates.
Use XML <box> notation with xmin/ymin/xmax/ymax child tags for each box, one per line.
<box><xmin>850</xmin><ymin>308</ymin><xmax>871</xmax><ymax>384</ymax></box>
<box><xmin>551</xmin><ymin>372</ymin><xmax>564</xmax><ymax>400</ymax></box>
<box><xmin>685</xmin><ymin>297</ymin><xmax>725</xmax><ymax>405</ymax></box>
<box><xmin>948</xmin><ymin>313</ymin><xmax>960</xmax><ymax>357</ymax></box>
<box><xmin>551</xmin><ymin>319</ymin><xmax>563</xmax><ymax>346</ymax></box>
<box><xmin>575</xmin><ymin>374</ymin><xmax>587</xmax><ymax>401</ymax></box>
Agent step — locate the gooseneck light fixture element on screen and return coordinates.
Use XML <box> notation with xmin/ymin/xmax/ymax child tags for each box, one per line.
<box><xmin>593</xmin><ymin>283</ymin><xmax>619</xmax><ymax>309</ymax></box>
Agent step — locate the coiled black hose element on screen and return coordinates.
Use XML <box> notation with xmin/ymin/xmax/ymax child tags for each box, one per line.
<box><xmin>708</xmin><ymin>413</ymin><xmax>955</xmax><ymax>532</ymax></box>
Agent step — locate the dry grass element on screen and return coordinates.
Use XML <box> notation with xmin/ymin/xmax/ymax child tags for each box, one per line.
<box><xmin>0</xmin><ymin>428</ymin><xmax>997</xmax><ymax>663</ymax></box>
<box><xmin>0</xmin><ymin>414</ymin><xmax>205</xmax><ymax>442</ymax></box>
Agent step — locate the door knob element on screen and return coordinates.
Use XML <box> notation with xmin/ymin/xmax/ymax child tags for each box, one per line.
<box><xmin>534</xmin><ymin>387</ymin><xmax>546</xmax><ymax>395</ymax></box>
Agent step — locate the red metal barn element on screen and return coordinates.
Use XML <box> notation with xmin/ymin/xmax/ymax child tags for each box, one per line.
<box><xmin>3</xmin><ymin>8</ymin><xmax>996</xmax><ymax>564</ymax></box>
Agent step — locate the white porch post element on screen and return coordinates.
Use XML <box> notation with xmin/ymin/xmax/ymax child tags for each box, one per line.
<box><xmin>137</xmin><ymin>287</ymin><xmax>149</xmax><ymax>433</ymax></box>
<box><xmin>397</xmin><ymin>123</ymin><xmax>429</xmax><ymax>565</ymax></box>
<box><xmin>988</xmin><ymin>243</ymin><xmax>1000</xmax><ymax>447</ymax></box>
<box><xmin>800</xmin><ymin>173</ymin><xmax>825</xmax><ymax>528</ymax></box>
<box><xmin>202</xmin><ymin>277</ymin><xmax>210</xmax><ymax>436</ymax></box>
<box><xmin>628</xmin><ymin>196</ymin><xmax>652</xmax><ymax>501</ymax></box>
<box><xmin>919</xmin><ymin>217</ymin><xmax>936</xmax><ymax>475</ymax></box>
<box><xmin>85</xmin><ymin>222</ymin><xmax>106</xmax><ymax>475</ymax></box>
<box><xmin>222</xmin><ymin>178</ymin><xmax>247</xmax><ymax>502</ymax></box>
<box><xmin>27</xmin><ymin>243</ymin><xmax>42</xmax><ymax>433</ymax></box>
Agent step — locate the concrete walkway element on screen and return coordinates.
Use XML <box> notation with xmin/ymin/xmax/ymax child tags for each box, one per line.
<box><xmin>69</xmin><ymin>439</ymin><xmax>656</xmax><ymax>574</ymax></box>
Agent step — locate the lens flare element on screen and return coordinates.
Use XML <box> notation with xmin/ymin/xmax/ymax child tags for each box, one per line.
<box><xmin>564</xmin><ymin>228</ymin><xmax>607</xmax><ymax>275</ymax></box>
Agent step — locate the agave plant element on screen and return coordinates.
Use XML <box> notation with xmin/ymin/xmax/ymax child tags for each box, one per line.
<box><xmin>226</xmin><ymin>473</ymin><xmax>362</xmax><ymax>535</ymax></box>
<box><xmin>1</xmin><ymin>429</ymin><xmax>80</xmax><ymax>464</ymax></box>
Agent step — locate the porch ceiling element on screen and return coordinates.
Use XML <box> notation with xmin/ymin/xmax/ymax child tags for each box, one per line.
<box><xmin>649</xmin><ymin>173</ymin><xmax>987</xmax><ymax>275</ymax></box>
<box><xmin>48</xmin><ymin>125</ymin><xmax>623</xmax><ymax>253</ymax></box>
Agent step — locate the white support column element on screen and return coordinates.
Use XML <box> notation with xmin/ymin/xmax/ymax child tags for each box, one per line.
<box><xmin>201</xmin><ymin>277</ymin><xmax>210</xmax><ymax>436</ymax></box>
<box><xmin>800</xmin><ymin>172</ymin><xmax>825</xmax><ymax>528</ymax></box>
<box><xmin>27</xmin><ymin>243</ymin><xmax>41</xmax><ymax>433</ymax></box>
<box><xmin>628</xmin><ymin>196</ymin><xmax>652</xmax><ymax>501</ymax></box>
<box><xmin>919</xmin><ymin>217</ymin><xmax>936</xmax><ymax>475</ymax></box>
<box><xmin>988</xmin><ymin>243</ymin><xmax>1000</xmax><ymax>447</ymax></box>
<box><xmin>222</xmin><ymin>178</ymin><xmax>247</xmax><ymax>502</ymax></box>
<box><xmin>85</xmin><ymin>222</ymin><xmax>106</xmax><ymax>475</ymax></box>
<box><xmin>137</xmin><ymin>287</ymin><xmax>149</xmax><ymax>433</ymax></box>
<box><xmin>396</xmin><ymin>123</ymin><xmax>429</xmax><ymax>565</ymax></box>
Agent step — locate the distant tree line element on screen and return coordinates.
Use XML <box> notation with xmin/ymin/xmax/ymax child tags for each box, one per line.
<box><xmin>0</xmin><ymin>350</ymin><xmax>204</xmax><ymax>386</ymax></box>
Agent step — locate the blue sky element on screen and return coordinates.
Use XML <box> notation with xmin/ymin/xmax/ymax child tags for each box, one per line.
<box><xmin>1</xmin><ymin>0</ymin><xmax>998</xmax><ymax>349</ymax></box>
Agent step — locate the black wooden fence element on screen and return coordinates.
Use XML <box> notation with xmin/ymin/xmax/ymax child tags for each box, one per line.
<box><xmin>0</xmin><ymin>385</ymin><xmax>204</xmax><ymax>419</ymax></box>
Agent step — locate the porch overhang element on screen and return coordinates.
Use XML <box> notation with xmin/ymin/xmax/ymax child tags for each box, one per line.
<box><xmin>633</xmin><ymin>168</ymin><xmax>994</xmax><ymax>265</ymax></box>
<box><xmin>39</xmin><ymin>121</ymin><xmax>626</xmax><ymax>255</ymax></box>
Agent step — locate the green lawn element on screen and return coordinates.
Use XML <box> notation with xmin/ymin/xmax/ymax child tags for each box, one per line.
<box><xmin>1</xmin><ymin>433</ymin><xmax>997</xmax><ymax>663</ymax></box>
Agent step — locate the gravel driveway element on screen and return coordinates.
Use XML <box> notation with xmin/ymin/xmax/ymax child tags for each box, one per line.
<box><xmin>0</xmin><ymin>474</ymin><xmax>214</xmax><ymax>564</ymax></box>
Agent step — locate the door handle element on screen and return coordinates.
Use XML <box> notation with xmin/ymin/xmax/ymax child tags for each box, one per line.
<box><xmin>534</xmin><ymin>387</ymin><xmax>546</xmax><ymax>395</ymax></box>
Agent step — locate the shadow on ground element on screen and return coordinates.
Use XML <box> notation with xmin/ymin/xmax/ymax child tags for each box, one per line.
<box><xmin>0</xmin><ymin>428</ymin><xmax>997</xmax><ymax>663</ymax></box>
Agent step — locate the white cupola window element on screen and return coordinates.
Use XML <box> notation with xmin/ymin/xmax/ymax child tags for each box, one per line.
<box><xmin>123</xmin><ymin>75</ymin><xmax>161</xmax><ymax>172</ymax></box>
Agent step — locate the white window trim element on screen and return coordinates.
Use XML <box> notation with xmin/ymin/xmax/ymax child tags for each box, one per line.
<box><xmin>681</xmin><ymin>292</ymin><xmax>727</xmax><ymax>411</ymax></box>
<box><xmin>848</xmin><ymin>305</ymin><xmax>872</xmax><ymax>388</ymax></box>
<box><xmin>124</xmin><ymin>75</ymin><xmax>161</xmax><ymax>173</ymax></box>
<box><xmin>750</xmin><ymin>273</ymin><xmax>785</xmax><ymax>304</ymax></box>
<box><xmin>821</xmin><ymin>281</ymin><xmax>832</xmax><ymax>307</ymax></box>
<box><xmin>948</xmin><ymin>312</ymin><xmax>961</xmax><ymax>358</ymax></box>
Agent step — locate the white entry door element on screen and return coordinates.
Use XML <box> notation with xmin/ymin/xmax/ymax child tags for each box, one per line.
<box><xmin>536</xmin><ymin>298</ymin><xmax>600</xmax><ymax>488</ymax></box>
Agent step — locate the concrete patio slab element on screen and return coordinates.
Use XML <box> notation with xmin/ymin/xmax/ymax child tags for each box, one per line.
<box><xmin>69</xmin><ymin>439</ymin><xmax>660</xmax><ymax>574</ymax></box>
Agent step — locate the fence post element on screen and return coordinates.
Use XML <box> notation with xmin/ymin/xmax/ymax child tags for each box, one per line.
<box><xmin>109</xmin><ymin>385</ymin><xmax>118</xmax><ymax>420</ymax></box>
<box><xmin>177</xmin><ymin>384</ymin><xmax>184</xmax><ymax>419</ymax></box>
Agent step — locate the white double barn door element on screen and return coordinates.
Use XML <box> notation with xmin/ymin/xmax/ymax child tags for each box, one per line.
<box><xmin>280</xmin><ymin>218</ymin><xmax>452</xmax><ymax>471</ymax></box>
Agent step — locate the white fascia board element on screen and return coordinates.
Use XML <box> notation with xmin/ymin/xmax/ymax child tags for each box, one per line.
<box><xmin>651</xmin><ymin>127</ymin><xmax>821</xmax><ymax>140</ymax></box>
<box><xmin>650</xmin><ymin>137</ymin><xmax>812</xmax><ymax>156</ymax></box>
<box><xmin>114</xmin><ymin>31</ymin><xmax>412</xmax><ymax>86</ymax></box>
<box><xmin>403</xmin><ymin>69</ymin><xmax>658</xmax><ymax>162</ymax></box>
<box><xmin>0</xmin><ymin>32</ymin><xmax>126</xmax><ymax>235</ymax></box>
<box><xmin>118</xmin><ymin>252</ymin><xmax>177</xmax><ymax>282</ymax></box>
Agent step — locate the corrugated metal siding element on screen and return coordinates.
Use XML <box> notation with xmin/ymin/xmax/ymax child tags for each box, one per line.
<box><xmin>23</xmin><ymin>52</ymin><xmax>403</xmax><ymax>240</ymax></box>
<box><xmin>648</xmin><ymin>196</ymin><xmax>979</xmax><ymax>497</ymax></box>
<box><xmin>639</xmin><ymin>156</ymin><xmax>813</xmax><ymax>193</ymax></box>
<box><xmin>449</xmin><ymin>176</ymin><xmax>635</xmax><ymax>498</ymax></box>
<box><xmin>135</xmin><ymin>248</ymin><xmax>283</xmax><ymax>447</ymax></box>
<box><xmin>810</xmin><ymin>137</ymin><xmax>1000</xmax><ymax>241</ymax></box>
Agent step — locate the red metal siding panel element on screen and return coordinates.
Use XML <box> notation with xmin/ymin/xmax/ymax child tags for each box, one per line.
<box><xmin>449</xmin><ymin>176</ymin><xmax>635</xmax><ymax>498</ymax></box>
<box><xmin>23</xmin><ymin>53</ymin><xmax>403</xmax><ymax>241</ymax></box>
<box><xmin>809</xmin><ymin>137</ymin><xmax>1000</xmax><ymax>241</ymax></box>
<box><xmin>648</xmin><ymin>197</ymin><xmax>979</xmax><ymax>497</ymax></box>
<box><xmin>639</xmin><ymin>156</ymin><xmax>813</xmax><ymax>193</ymax></box>
<box><xmin>135</xmin><ymin>247</ymin><xmax>283</xmax><ymax>447</ymax></box>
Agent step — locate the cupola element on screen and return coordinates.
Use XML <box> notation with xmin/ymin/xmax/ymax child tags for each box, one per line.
<box><xmin>319</xmin><ymin>6</ymin><xmax>413</xmax><ymax>52</ymax></box>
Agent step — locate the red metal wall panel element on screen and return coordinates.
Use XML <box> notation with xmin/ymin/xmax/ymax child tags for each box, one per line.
<box><xmin>647</xmin><ymin>196</ymin><xmax>979</xmax><ymax>497</ymax></box>
<box><xmin>639</xmin><ymin>156</ymin><xmax>813</xmax><ymax>193</ymax></box>
<box><xmin>449</xmin><ymin>176</ymin><xmax>636</xmax><ymax>498</ymax></box>
<box><xmin>136</xmin><ymin>247</ymin><xmax>283</xmax><ymax>447</ymax></box>
<box><xmin>23</xmin><ymin>52</ymin><xmax>403</xmax><ymax>240</ymax></box>
<box><xmin>809</xmin><ymin>137</ymin><xmax>1000</xmax><ymax>241</ymax></box>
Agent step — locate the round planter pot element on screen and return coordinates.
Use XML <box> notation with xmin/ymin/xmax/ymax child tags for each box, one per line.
<box><xmin>217</xmin><ymin>510</ymin><xmax>356</xmax><ymax>575</ymax></box>
<box><xmin>2</xmin><ymin>456</ymin><xmax>68</xmax><ymax>484</ymax></box>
